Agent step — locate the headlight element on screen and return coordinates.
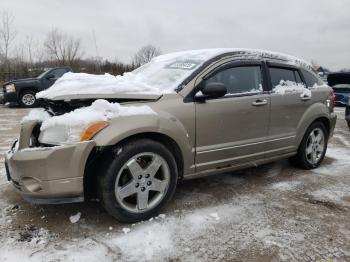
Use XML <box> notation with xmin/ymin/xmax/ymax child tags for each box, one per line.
<box><xmin>38</xmin><ymin>125</ymin><xmax>70</xmax><ymax>145</ymax></box>
<box><xmin>38</xmin><ymin>121</ymin><xmax>109</xmax><ymax>145</ymax></box>
<box><xmin>5</xmin><ymin>84</ymin><xmax>16</xmax><ymax>93</ymax></box>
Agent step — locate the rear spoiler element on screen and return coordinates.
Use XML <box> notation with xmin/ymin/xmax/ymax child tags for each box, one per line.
<box><xmin>327</xmin><ymin>72</ymin><xmax>350</xmax><ymax>87</ymax></box>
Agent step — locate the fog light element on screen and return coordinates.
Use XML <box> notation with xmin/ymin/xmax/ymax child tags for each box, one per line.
<box><xmin>21</xmin><ymin>177</ymin><xmax>42</xmax><ymax>193</ymax></box>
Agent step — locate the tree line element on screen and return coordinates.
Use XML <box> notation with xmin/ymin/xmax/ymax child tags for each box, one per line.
<box><xmin>0</xmin><ymin>11</ymin><xmax>161</xmax><ymax>82</ymax></box>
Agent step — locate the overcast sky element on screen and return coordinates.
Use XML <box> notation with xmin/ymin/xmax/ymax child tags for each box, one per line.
<box><xmin>2</xmin><ymin>0</ymin><xmax>350</xmax><ymax>70</ymax></box>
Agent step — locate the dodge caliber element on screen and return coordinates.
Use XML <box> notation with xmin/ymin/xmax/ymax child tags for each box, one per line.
<box><xmin>5</xmin><ymin>49</ymin><xmax>337</xmax><ymax>222</ymax></box>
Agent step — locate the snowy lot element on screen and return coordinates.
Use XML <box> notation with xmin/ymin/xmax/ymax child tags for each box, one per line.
<box><xmin>0</xmin><ymin>106</ymin><xmax>350</xmax><ymax>262</ymax></box>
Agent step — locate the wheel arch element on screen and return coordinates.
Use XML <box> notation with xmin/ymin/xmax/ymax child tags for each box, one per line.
<box><xmin>18</xmin><ymin>86</ymin><xmax>39</xmax><ymax>97</ymax></box>
<box><xmin>296</xmin><ymin>115</ymin><xmax>331</xmax><ymax>150</ymax></box>
<box><xmin>83</xmin><ymin>132</ymin><xmax>185</xmax><ymax>200</ymax></box>
<box><xmin>295</xmin><ymin>102</ymin><xmax>332</xmax><ymax>148</ymax></box>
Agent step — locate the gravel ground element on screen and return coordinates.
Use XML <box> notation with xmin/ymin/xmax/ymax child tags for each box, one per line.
<box><xmin>0</xmin><ymin>105</ymin><xmax>349</xmax><ymax>262</ymax></box>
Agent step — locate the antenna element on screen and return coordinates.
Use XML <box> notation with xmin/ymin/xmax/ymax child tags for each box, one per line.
<box><xmin>92</xmin><ymin>30</ymin><xmax>101</xmax><ymax>72</ymax></box>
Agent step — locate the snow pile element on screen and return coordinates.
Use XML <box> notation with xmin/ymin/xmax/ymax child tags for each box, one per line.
<box><xmin>69</xmin><ymin>212</ymin><xmax>81</xmax><ymax>223</ymax></box>
<box><xmin>271</xmin><ymin>181</ymin><xmax>301</xmax><ymax>191</ymax></box>
<box><xmin>273</xmin><ymin>80</ymin><xmax>312</xmax><ymax>98</ymax></box>
<box><xmin>36</xmin><ymin>72</ymin><xmax>163</xmax><ymax>100</ymax></box>
<box><xmin>110</xmin><ymin>222</ymin><xmax>172</xmax><ymax>261</ymax></box>
<box><xmin>122</xmin><ymin>228</ymin><xmax>131</xmax><ymax>234</ymax></box>
<box><xmin>36</xmin><ymin>49</ymin><xmax>313</xmax><ymax>100</ymax></box>
<box><xmin>40</xmin><ymin>99</ymin><xmax>156</xmax><ymax>143</ymax></box>
<box><xmin>21</xmin><ymin>109</ymin><xmax>51</xmax><ymax>123</ymax></box>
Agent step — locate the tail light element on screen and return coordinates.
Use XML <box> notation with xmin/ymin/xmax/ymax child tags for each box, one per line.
<box><xmin>329</xmin><ymin>88</ymin><xmax>336</xmax><ymax>106</ymax></box>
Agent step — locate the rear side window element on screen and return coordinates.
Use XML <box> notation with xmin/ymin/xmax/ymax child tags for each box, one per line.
<box><xmin>269</xmin><ymin>67</ymin><xmax>299</xmax><ymax>87</ymax></box>
<box><xmin>301</xmin><ymin>69</ymin><xmax>323</xmax><ymax>87</ymax></box>
<box><xmin>50</xmin><ymin>68</ymin><xmax>68</xmax><ymax>78</ymax></box>
<box><xmin>206</xmin><ymin>66</ymin><xmax>262</xmax><ymax>94</ymax></box>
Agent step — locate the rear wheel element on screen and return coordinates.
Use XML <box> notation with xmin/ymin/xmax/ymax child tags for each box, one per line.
<box><xmin>293</xmin><ymin>121</ymin><xmax>328</xmax><ymax>169</ymax></box>
<box><xmin>98</xmin><ymin>139</ymin><xmax>178</xmax><ymax>223</ymax></box>
<box><xmin>19</xmin><ymin>91</ymin><xmax>37</xmax><ymax>108</ymax></box>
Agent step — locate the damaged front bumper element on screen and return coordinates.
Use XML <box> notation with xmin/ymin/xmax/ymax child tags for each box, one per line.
<box><xmin>4</xmin><ymin>120</ymin><xmax>95</xmax><ymax>204</ymax></box>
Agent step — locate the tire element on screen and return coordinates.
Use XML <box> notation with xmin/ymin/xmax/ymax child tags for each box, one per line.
<box><xmin>98</xmin><ymin>139</ymin><xmax>178</xmax><ymax>223</ymax></box>
<box><xmin>19</xmin><ymin>91</ymin><xmax>37</xmax><ymax>108</ymax></box>
<box><xmin>292</xmin><ymin>121</ymin><xmax>328</xmax><ymax>169</ymax></box>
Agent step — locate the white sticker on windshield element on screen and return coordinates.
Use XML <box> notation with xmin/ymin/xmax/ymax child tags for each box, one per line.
<box><xmin>166</xmin><ymin>60</ymin><xmax>200</xmax><ymax>70</ymax></box>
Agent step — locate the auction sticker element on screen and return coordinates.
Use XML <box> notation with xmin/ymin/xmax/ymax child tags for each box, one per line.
<box><xmin>166</xmin><ymin>60</ymin><xmax>200</xmax><ymax>70</ymax></box>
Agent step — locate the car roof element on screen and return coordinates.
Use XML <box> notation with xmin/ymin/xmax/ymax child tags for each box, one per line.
<box><xmin>154</xmin><ymin>48</ymin><xmax>313</xmax><ymax>71</ymax></box>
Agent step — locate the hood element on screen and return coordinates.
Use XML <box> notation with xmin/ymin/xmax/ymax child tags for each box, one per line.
<box><xmin>40</xmin><ymin>92</ymin><xmax>162</xmax><ymax>102</ymax></box>
<box><xmin>327</xmin><ymin>72</ymin><xmax>350</xmax><ymax>86</ymax></box>
<box><xmin>6</xmin><ymin>77</ymin><xmax>39</xmax><ymax>85</ymax></box>
<box><xmin>36</xmin><ymin>72</ymin><xmax>165</xmax><ymax>101</ymax></box>
<box><xmin>40</xmin><ymin>92</ymin><xmax>162</xmax><ymax>116</ymax></box>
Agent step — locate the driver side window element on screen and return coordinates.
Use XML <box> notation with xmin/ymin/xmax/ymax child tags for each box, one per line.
<box><xmin>206</xmin><ymin>66</ymin><xmax>262</xmax><ymax>95</ymax></box>
<box><xmin>50</xmin><ymin>68</ymin><xmax>68</xmax><ymax>79</ymax></box>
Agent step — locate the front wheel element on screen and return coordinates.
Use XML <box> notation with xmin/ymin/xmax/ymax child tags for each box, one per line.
<box><xmin>19</xmin><ymin>91</ymin><xmax>37</xmax><ymax>108</ymax></box>
<box><xmin>98</xmin><ymin>139</ymin><xmax>178</xmax><ymax>223</ymax></box>
<box><xmin>293</xmin><ymin>121</ymin><xmax>328</xmax><ymax>169</ymax></box>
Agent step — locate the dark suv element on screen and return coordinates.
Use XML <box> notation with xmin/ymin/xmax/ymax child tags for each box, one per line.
<box><xmin>2</xmin><ymin>67</ymin><xmax>71</xmax><ymax>108</ymax></box>
<box><xmin>327</xmin><ymin>72</ymin><xmax>350</xmax><ymax>128</ymax></box>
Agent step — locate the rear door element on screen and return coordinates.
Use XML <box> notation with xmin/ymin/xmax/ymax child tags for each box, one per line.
<box><xmin>195</xmin><ymin>61</ymin><xmax>270</xmax><ymax>172</ymax></box>
<box><xmin>265</xmin><ymin>64</ymin><xmax>313</xmax><ymax>157</ymax></box>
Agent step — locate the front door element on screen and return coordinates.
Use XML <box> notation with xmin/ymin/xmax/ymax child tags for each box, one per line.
<box><xmin>195</xmin><ymin>63</ymin><xmax>270</xmax><ymax>172</ymax></box>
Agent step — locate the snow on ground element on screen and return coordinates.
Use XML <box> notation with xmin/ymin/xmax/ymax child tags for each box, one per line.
<box><xmin>0</xmin><ymin>106</ymin><xmax>350</xmax><ymax>261</ymax></box>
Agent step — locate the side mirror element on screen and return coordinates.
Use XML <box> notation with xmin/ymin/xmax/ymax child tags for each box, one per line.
<box><xmin>46</xmin><ymin>74</ymin><xmax>55</xmax><ymax>80</ymax></box>
<box><xmin>196</xmin><ymin>82</ymin><xmax>227</xmax><ymax>101</ymax></box>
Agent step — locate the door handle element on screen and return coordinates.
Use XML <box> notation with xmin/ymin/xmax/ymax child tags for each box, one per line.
<box><xmin>252</xmin><ymin>99</ymin><xmax>268</xmax><ymax>106</ymax></box>
<box><xmin>300</xmin><ymin>96</ymin><xmax>311</xmax><ymax>101</ymax></box>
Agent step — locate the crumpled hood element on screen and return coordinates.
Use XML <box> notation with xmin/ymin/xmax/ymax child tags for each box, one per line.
<box><xmin>4</xmin><ymin>77</ymin><xmax>39</xmax><ymax>86</ymax></box>
<box><xmin>39</xmin><ymin>92</ymin><xmax>162</xmax><ymax>101</ymax></box>
<box><xmin>36</xmin><ymin>72</ymin><xmax>164</xmax><ymax>101</ymax></box>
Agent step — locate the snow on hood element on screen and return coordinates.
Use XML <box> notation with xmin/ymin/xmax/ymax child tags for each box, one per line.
<box><xmin>36</xmin><ymin>72</ymin><xmax>162</xmax><ymax>100</ymax></box>
<box><xmin>36</xmin><ymin>48</ymin><xmax>312</xmax><ymax>101</ymax></box>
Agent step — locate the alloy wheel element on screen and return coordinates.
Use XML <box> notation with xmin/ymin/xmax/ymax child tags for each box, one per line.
<box><xmin>22</xmin><ymin>93</ymin><xmax>36</xmax><ymax>106</ymax></box>
<box><xmin>114</xmin><ymin>152</ymin><xmax>170</xmax><ymax>213</ymax></box>
<box><xmin>305</xmin><ymin>127</ymin><xmax>325</xmax><ymax>165</ymax></box>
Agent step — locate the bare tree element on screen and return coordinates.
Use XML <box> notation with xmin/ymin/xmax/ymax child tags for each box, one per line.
<box><xmin>0</xmin><ymin>10</ymin><xmax>16</xmax><ymax>64</ymax></box>
<box><xmin>132</xmin><ymin>44</ymin><xmax>161</xmax><ymax>67</ymax></box>
<box><xmin>44</xmin><ymin>28</ymin><xmax>84</xmax><ymax>67</ymax></box>
<box><xmin>23</xmin><ymin>36</ymin><xmax>44</xmax><ymax>65</ymax></box>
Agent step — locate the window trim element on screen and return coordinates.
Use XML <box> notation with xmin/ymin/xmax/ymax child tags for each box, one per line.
<box><xmin>185</xmin><ymin>60</ymin><xmax>268</xmax><ymax>102</ymax></box>
<box><xmin>266</xmin><ymin>63</ymin><xmax>308</xmax><ymax>92</ymax></box>
<box><xmin>299</xmin><ymin>68</ymin><xmax>322</xmax><ymax>87</ymax></box>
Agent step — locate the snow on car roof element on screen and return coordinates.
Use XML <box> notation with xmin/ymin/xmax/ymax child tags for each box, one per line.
<box><xmin>36</xmin><ymin>48</ymin><xmax>312</xmax><ymax>100</ymax></box>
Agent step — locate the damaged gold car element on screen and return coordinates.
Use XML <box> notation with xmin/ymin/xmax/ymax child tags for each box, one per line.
<box><xmin>5</xmin><ymin>49</ymin><xmax>337</xmax><ymax>222</ymax></box>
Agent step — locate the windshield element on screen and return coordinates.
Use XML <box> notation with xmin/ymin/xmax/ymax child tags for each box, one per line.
<box><xmin>125</xmin><ymin>49</ymin><xmax>230</xmax><ymax>92</ymax></box>
<box><xmin>37</xmin><ymin>70</ymin><xmax>49</xmax><ymax>79</ymax></box>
